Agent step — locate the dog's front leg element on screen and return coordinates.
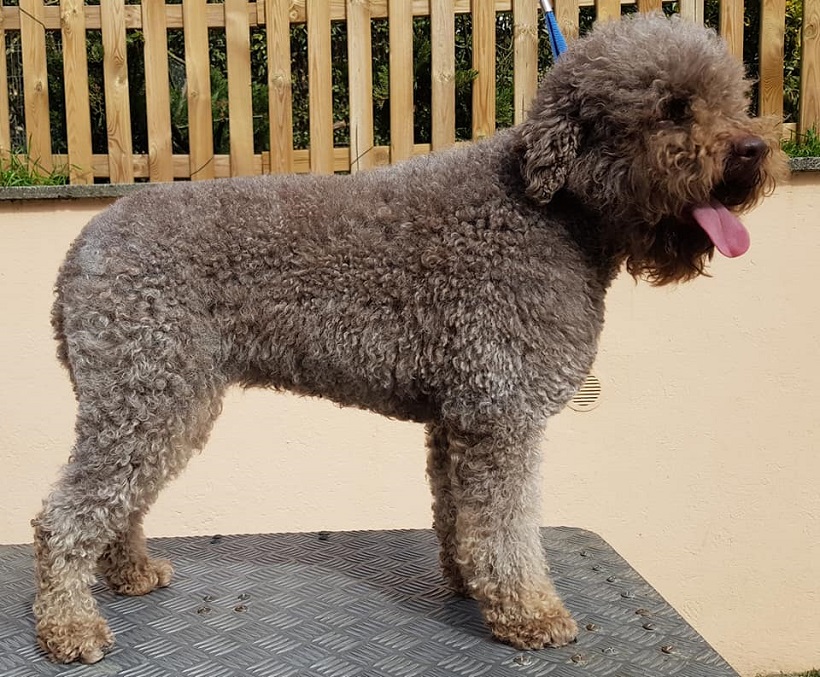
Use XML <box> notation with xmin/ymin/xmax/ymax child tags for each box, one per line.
<box><xmin>446</xmin><ymin>424</ymin><xmax>578</xmax><ymax>649</ymax></box>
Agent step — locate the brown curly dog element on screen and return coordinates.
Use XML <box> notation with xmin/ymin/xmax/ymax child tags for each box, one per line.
<box><xmin>33</xmin><ymin>14</ymin><xmax>785</xmax><ymax>663</ymax></box>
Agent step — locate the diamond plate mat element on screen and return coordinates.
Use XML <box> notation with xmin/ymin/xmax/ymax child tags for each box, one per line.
<box><xmin>0</xmin><ymin>528</ymin><xmax>738</xmax><ymax>676</ymax></box>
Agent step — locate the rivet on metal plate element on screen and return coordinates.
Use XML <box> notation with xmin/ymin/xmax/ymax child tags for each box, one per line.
<box><xmin>513</xmin><ymin>653</ymin><xmax>534</xmax><ymax>666</ymax></box>
<box><xmin>661</xmin><ymin>645</ymin><xmax>675</xmax><ymax>655</ymax></box>
<box><xmin>580</xmin><ymin>549</ymin><xmax>589</xmax><ymax>557</ymax></box>
<box><xmin>318</xmin><ymin>531</ymin><xmax>330</xmax><ymax>541</ymax></box>
<box><xmin>592</xmin><ymin>564</ymin><xmax>603</xmax><ymax>571</ymax></box>
<box><xmin>203</xmin><ymin>595</ymin><xmax>214</xmax><ymax>602</ymax></box>
<box><xmin>234</xmin><ymin>604</ymin><xmax>248</xmax><ymax>613</ymax></box>
<box><xmin>585</xmin><ymin>623</ymin><xmax>599</xmax><ymax>631</ymax></box>
<box><xmin>635</xmin><ymin>608</ymin><xmax>651</xmax><ymax>616</ymax></box>
<box><xmin>238</xmin><ymin>593</ymin><xmax>250</xmax><ymax>601</ymax></box>
<box><xmin>602</xmin><ymin>646</ymin><xmax>618</xmax><ymax>656</ymax></box>
<box><xmin>606</xmin><ymin>575</ymin><xmax>617</xmax><ymax>583</ymax></box>
<box><xmin>570</xmin><ymin>654</ymin><xmax>586</xmax><ymax>664</ymax></box>
<box><xmin>210</xmin><ymin>534</ymin><xmax>223</xmax><ymax>544</ymax></box>
<box><xmin>642</xmin><ymin>622</ymin><xmax>656</xmax><ymax>631</ymax></box>
<box><xmin>196</xmin><ymin>606</ymin><xmax>211</xmax><ymax>615</ymax></box>
<box><xmin>621</xmin><ymin>590</ymin><xmax>634</xmax><ymax>599</ymax></box>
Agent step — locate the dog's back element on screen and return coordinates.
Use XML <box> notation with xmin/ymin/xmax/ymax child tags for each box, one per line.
<box><xmin>54</xmin><ymin>132</ymin><xmax>605</xmax><ymax>426</ymax></box>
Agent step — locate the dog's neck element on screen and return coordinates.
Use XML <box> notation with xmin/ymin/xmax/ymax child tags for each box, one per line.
<box><xmin>541</xmin><ymin>190</ymin><xmax>625</xmax><ymax>287</ymax></box>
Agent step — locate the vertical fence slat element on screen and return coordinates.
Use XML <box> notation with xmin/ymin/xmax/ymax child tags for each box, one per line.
<box><xmin>720</xmin><ymin>0</ymin><xmax>744</xmax><ymax>60</ymax></box>
<box><xmin>143</xmin><ymin>1</ymin><xmax>173</xmax><ymax>182</ymax></box>
<box><xmin>554</xmin><ymin>0</ymin><xmax>579</xmax><ymax>41</ymax></box>
<box><xmin>800</xmin><ymin>0</ymin><xmax>820</xmax><ymax>132</ymax></box>
<box><xmin>595</xmin><ymin>0</ymin><xmax>621</xmax><ymax>22</ymax></box>
<box><xmin>347</xmin><ymin>0</ymin><xmax>374</xmax><ymax>172</ymax></box>
<box><xmin>472</xmin><ymin>0</ymin><xmax>495</xmax><ymax>139</ymax></box>
<box><xmin>759</xmin><ymin>0</ymin><xmax>785</xmax><ymax>119</ymax></box>
<box><xmin>60</xmin><ymin>0</ymin><xmax>92</xmax><ymax>184</ymax></box>
<box><xmin>679</xmin><ymin>0</ymin><xmax>705</xmax><ymax>24</ymax></box>
<box><xmin>101</xmin><ymin>0</ymin><xmax>133</xmax><ymax>183</ymax></box>
<box><xmin>430</xmin><ymin>0</ymin><xmax>456</xmax><ymax>150</ymax></box>
<box><xmin>389</xmin><ymin>0</ymin><xmax>414</xmax><ymax>161</ymax></box>
<box><xmin>267</xmin><ymin>0</ymin><xmax>294</xmax><ymax>173</ymax></box>
<box><xmin>20</xmin><ymin>0</ymin><xmax>52</xmax><ymax>170</ymax></box>
<box><xmin>183</xmin><ymin>0</ymin><xmax>215</xmax><ymax>180</ymax></box>
<box><xmin>225</xmin><ymin>0</ymin><xmax>255</xmax><ymax>177</ymax></box>
<box><xmin>0</xmin><ymin>2</ymin><xmax>12</xmax><ymax>155</ymax></box>
<box><xmin>431</xmin><ymin>0</ymin><xmax>455</xmax><ymax>150</ymax></box>
<box><xmin>637</xmin><ymin>0</ymin><xmax>663</xmax><ymax>12</ymax></box>
<box><xmin>307</xmin><ymin>0</ymin><xmax>333</xmax><ymax>173</ymax></box>
<box><xmin>512</xmin><ymin>0</ymin><xmax>537</xmax><ymax>124</ymax></box>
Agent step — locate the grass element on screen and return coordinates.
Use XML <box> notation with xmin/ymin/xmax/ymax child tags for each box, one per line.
<box><xmin>0</xmin><ymin>152</ymin><xmax>71</xmax><ymax>187</ymax></box>
<box><xmin>781</xmin><ymin>127</ymin><xmax>820</xmax><ymax>158</ymax></box>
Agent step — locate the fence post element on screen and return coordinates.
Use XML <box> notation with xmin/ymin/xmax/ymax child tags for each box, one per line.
<box><xmin>800</xmin><ymin>0</ymin><xmax>820</xmax><ymax>133</ymax></box>
<box><xmin>512</xmin><ymin>0</ymin><xmax>538</xmax><ymax>125</ymax></box>
<box><xmin>636</xmin><ymin>0</ymin><xmax>663</xmax><ymax>11</ymax></box>
<box><xmin>553</xmin><ymin>0</ymin><xmax>579</xmax><ymax>41</ymax></box>
<box><xmin>101</xmin><ymin>0</ymin><xmax>134</xmax><ymax>183</ymax></box>
<box><xmin>267</xmin><ymin>0</ymin><xmax>294</xmax><ymax>174</ymax></box>
<box><xmin>431</xmin><ymin>0</ymin><xmax>455</xmax><ymax>150</ymax></box>
<box><xmin>225</xmin><ymin>0</ymin><xmax>255</xmax><ymax>177</ymax></box>
<box><xmin>20</xmin><ymin>0</ymin><xmax>52</xmax><ymax>171</ymax></box>
<box><xmin>307</xmin><ymin>0</ymin><xmax>334</xmax><ymax>174</ymax></box>
<box><xmin>720</xmin><ymin>0</ymin><xmax>744</xmax><ymax>60</ymax></box>
<box><xmin>0</xmin><ymin>2</ymin><xmax>11</xmax><ymax>157</ymax></box>
<box><xmin>759</xmin><ymin>0</ymin><xmax>785</xmax><ymax>121</ymax></box>
<box><xmin>472</xmin><ymin>0</ymin><xmax>495</xmax><ymax>140</ymax></box>
<box><xmin>143</xmin><ymin>0</ymin><xmax>174</xmax><ymax>182</ymax></box>
<box><xmin>60</xmin><ymin>0</ymin><xmax>93</xmax><ymax>184</ymax></box>
<box><xmin>389</xmin><ymin>0</ymin><xmax>414</xmax><ymax>162</ymax></box>
<box><xmin>595</xmin><ymin>0</ymin><xmax>621</xmax><ymax>22</ymax></box>
<box><xmin>183</xmin><ymin>0</ymin><xmax>216</xmax><ymax>180</ymax></box>
<box><xmin>679</xmin><ymin>0</ymin><xmax>705</xmax><ymax>24</ymax></box>
<box><xmin>347</xmin><ymin>0</ymin><xmax>375</xmax><ymax>172</ymax></box>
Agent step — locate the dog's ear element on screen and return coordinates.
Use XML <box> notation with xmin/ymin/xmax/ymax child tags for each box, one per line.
<box><xmin>520</xmin><ymin>106</ymin><xmax>580</xmax><ymax>205</ymax></box>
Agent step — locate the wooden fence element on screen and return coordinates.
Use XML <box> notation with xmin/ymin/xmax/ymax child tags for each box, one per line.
<box><xmin>0</xmin><ymin>0</ymin><xmax>818</xmax><ymax>184</ymax></box>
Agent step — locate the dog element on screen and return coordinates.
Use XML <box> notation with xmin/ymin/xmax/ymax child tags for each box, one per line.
<box><xmin>32</xmin><ymin>13</ymin><xmax>785</xmax><ymax>663</ymax></box>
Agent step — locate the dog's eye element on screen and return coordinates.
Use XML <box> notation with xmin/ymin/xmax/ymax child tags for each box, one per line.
<box><xmin>664</xmin><ymin>96</ymin><xmax>691</xmax><ymax>123</ymax></box>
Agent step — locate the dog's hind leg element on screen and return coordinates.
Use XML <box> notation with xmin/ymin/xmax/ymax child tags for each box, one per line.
<box><xmin>97</xmin><ymin>511</ymin><xmax>173</xmax><ymax>597</ymax></box>
<box><xmin>425</xmin><ymin>423</ymin><xmax>469</xmax><ymax>595</ymax></box>
<box><xmin>33</xmin><ymin>381</ymin><xmax>223</xmax><ymax>663</ymax></box>
<box><xmin>446</xmin><ymin>423</ymin><xmax>578</xmax><ymax>650</ymax></box>
<box><xmin>33</xmin><ymin>319</ymin><xmax>225</xmax><ymax>663</ymax></box>
<box><xmin>95</xmin><ymin>382</ymin><xmax>223</xmax><ymax>599</ymax></box>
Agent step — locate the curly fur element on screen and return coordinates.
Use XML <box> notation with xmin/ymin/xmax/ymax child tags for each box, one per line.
<box><xmin>33</xmin><ymin>14</ymin><xmax>785</xmax><ymax>663</ymax></box>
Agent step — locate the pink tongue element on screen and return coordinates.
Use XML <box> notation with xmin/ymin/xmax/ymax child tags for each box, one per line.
<box><xmin>691</xmin><ymin>201</ymin><xmax>750</xmax><ymax>257</ymax></box>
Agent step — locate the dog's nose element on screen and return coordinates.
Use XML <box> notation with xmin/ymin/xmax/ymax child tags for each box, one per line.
<box><xmin>731</xmin><ymin>136</ymin><xmax>767</xmax><ymax>160</ymax></box>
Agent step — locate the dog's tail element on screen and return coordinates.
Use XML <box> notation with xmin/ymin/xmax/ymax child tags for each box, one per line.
<box><xmin>51</xmin><ymin>292</ymin><xmax>69</xmax><ymax>370</ymax></box>
<box><xmin>51</xmin><ymin>279</ymin><xmax>78</xmax><ymax>394</ymax></box>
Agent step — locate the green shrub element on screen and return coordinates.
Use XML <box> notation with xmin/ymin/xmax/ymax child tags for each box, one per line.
<box><xmin>782</xmin><ymin>127</ymin><xmax>820</xmax><ymax>157</ymax></box>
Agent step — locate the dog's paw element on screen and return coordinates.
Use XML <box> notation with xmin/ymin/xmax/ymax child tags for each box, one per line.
<box><xmin>37</xmin><ymin>616</ymin><xmax>114</xmax><ymax>664</ymax></box>
<box><xmin>484</xmin><ymin>602</ymin><xmax>578</xmax><ymax>649</ymax></box>
<box><xmin>104</xmin><ymin>557</ymin><xmax>174</xmax><ymax>596</ymax></box>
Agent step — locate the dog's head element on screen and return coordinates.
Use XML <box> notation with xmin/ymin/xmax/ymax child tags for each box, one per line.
<box><xmin>519</xmin><ymin>13</ymin><xmax>788</xmax><ymax>285</ymax></box>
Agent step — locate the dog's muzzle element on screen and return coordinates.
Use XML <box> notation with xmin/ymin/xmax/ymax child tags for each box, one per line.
<box><xmin>713</xmin><ymin>135</ymin><xmax>768</xmax><ymax>207</ymax></box>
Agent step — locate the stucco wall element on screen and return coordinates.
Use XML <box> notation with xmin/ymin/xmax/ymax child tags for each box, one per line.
<box><xmin>1</xmin><ymin>175</ymin><xmax>818</xmax><ymax>675</ymax></box>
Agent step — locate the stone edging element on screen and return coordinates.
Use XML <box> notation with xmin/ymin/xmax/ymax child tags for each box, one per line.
<box><xmin>0</xmin><ymin>158</ymin><xmax>817</xmax><ymax>201</ymax></box>
<box><xmin>789</xmin><ymin>157</ymin><xmax>820</xmax><ymax>172</ymax></box>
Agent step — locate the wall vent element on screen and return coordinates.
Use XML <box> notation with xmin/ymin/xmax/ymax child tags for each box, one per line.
<box><xmin>568</xmin><ymin>373</ymin><xmax>602</xmax><ymax>412</ymax></box>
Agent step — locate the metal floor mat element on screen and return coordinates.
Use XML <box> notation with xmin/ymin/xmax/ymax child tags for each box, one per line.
<box><xmin>0</xmin><ymin>528</ymin><xmax>738</xmax><ymax>676</ymax></box>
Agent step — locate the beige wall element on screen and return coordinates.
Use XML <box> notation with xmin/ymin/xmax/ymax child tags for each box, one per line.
<box><xmin>1</xmin><ymin>177</ymin><xmax>818</xmax><ymax>676</ymax></box>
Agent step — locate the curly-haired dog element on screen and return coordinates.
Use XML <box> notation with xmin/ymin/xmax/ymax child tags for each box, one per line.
<box><xmin>33</xmin><ymin>14</ymin><xmax>785</xmax><ymax>663</ymax></box>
